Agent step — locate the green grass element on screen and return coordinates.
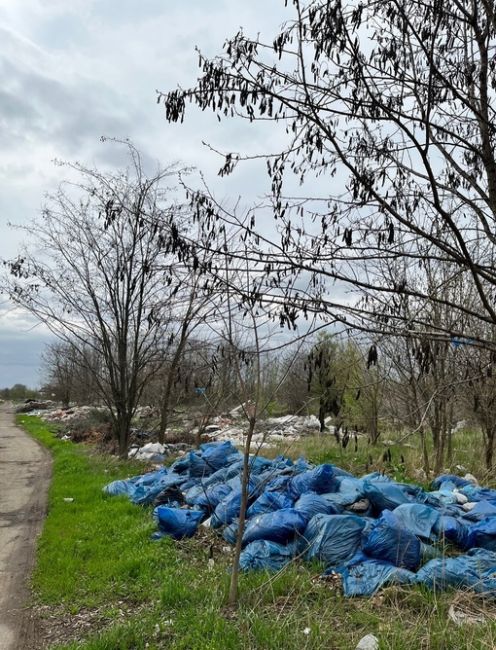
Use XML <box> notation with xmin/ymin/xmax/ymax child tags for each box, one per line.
<box><xmin>20</xmin><ymin>416</ymin><xmax>496</xmax><ymax>649</ymax></box>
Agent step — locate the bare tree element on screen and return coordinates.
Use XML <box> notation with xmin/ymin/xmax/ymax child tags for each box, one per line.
<box><xmin>5</xmin><ymin>145</ymin><xmax>185</xmax><ymax>457</ymax></box>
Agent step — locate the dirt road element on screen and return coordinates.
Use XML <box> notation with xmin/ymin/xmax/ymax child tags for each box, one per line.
<box><xmin>0</xmin><ymin>404</ymin><xmax>51</xmax><ymax>650</ymax></box>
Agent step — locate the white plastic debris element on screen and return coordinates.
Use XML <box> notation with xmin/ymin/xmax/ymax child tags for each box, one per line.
<box><xmin>128</xmin><ymin>442</ymin><xmax>165</xmax><ymax>461</ymax></box>
<box><xmin>63</xmin><ymin>497</ymin><xmax>74</xmax><ymax>503</ymax></box>
<box><xmin>355</xmin><ymin>634</ymin><xmax>379</xmax><ymax>650</ymax></box>
<box><xmin>463</xmin><ymin>473</ymin><xmax>479</xmax><ymax>486</ymax></box>
<box><xmin>303</xmin><ymin>627</ymin><xmax>311</xmax><ymax>635</ymax></box>
<box><xmin>462</xmin><ymin>502</ymin><xmax>476</xmax><ymax>511</ymax></box>
<box><xmin>448</xmin><ymin>604</ymin><xmax>485</xmax><ymax>626</ymax></box>
<box><xmin>453</xmin><ymin>489</ymin><xmax>468</xmax><ymax>504</ymax></box>
<box><xmin>201</xmin><ymin>516</ymin><xmax>212</xmax><ymax>528</ymax></box>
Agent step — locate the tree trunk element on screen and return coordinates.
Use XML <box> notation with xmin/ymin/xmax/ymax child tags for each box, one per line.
<box><xmin>228</xmin><ymin>417</ymin><xmax>255</xmax><ymax>607</ymax></box>
<box><xmin>116</xmin><ymin>412</ymin><xmax>131</xmax><ymax>459</ymax></box>
<box><xmin>485</xmin><ymin>428</ymin><xmax>495</xmax><ymax>471</ymax></box>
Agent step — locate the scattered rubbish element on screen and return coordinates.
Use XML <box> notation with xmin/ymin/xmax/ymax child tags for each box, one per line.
<box><xmin>63</xmin><ymin>498</ymin><xmax>74</xmax><ymax>503</ymax></box>
<box><xmin>355</xmin><ymin>634</ymin><xmax>379</xmax><ymax>650</ymax></box>
<box><xmin>104</xmin><ymin>441</ymin><xmax>496</xmax><ymax>598</ymax></box>
<box><xmin>448</xmin><ymin>603</ymin><xmax>485</xmax><ymax>626</ymax></box>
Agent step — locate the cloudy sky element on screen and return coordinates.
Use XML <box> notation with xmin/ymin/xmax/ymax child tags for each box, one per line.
<box><xmin>0</xmin><ymin>0</ymin><xmax>290</xmax><ymax>387</ymax></box>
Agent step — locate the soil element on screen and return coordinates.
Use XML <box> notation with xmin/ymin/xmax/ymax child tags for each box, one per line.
<box><xmin>0</xmin><ymin>403</ymin><xmax>51</xmax><ymax>650</ymax></box>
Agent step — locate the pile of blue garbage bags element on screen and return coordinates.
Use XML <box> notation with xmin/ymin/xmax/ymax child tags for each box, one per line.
<box><xmin>104</xmin><ymin>440</ymin><xmax>496</xmax><ymax>597</ymax></box>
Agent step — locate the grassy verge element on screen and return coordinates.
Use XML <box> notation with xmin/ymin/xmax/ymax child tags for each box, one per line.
<box><xmin>21</xmin><ymin>416</ymin><xmax>496</xmax><ymax>649</ymax></box>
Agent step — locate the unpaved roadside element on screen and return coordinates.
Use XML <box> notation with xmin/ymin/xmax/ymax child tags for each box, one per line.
<box><xmin>0</xmin><ymin>404</ymin><xmax>51</xmax><ymax>650</ymax></box>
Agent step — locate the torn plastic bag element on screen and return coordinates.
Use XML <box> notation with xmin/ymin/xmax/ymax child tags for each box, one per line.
<box><xmin>153</xmin><ymin>485</ymin><xmax>186</xmax><ymax>508</ymax></box>
<box><xmin>242</xmin><ymin>508</ymin><xmax>309</xmax><ymax>546</ymax></box>
<box><xmin>294</xmin><ymin>492</ymin><xmax>340</xmax><ymax>519</ymax></box>
<box><xmin>390</xmin><ymin>504</ymin><xmax>440</xmax><ymax>541</ymax></box>
<box><xmin>335</xmin><ymin>553</ymin><xmax>415</xmax><ymax>597</ymax></box>
<box><xmin>466</xmin><ymin>517</ymin><xmax>496</xmax><ymax>551</ymax></box>
<box><xmin>247</xmin><ymin>491</ymin><xmax>294</xmax><ymax>518</ymax></box>
<box><xmin>415</xmin><ymin>548</ymin><xmax>496</xmax><ymax>593</ymax></box>
<box><xmin>320</xmin><ymin>477</ymin><xmax>365</xmax><ymax>509</ymax></box>
<box><xmin>362</xmin><ymin>512</ymin><xmax>422</xmax><ymax>570</ymax></box>
<box><xmin>288</xmin><ymin>465</ymin><xmax>338</xmax><ymax>499</ymax></box>
<box><xmin>240</xmin><ymin>540</ymin><xmax>298</xmax><ymax>571</ymax></box>
<box><xmin>303</xmin><ymin>514</ymin><xmax>367</xmax><ymax>566</ymax></box>
<box><xmin>153</xmin><ymin>506</ymin><xmax>205</xmax><ymax>539</ymax></box>
<box><xmin>363</xmin><ymin>480</ymin><xmax>415</xmax><ymax>514</ymax></box>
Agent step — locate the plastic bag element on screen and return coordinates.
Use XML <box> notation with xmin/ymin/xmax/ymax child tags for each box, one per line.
<box><xmin>153</xmin><ymin>506</ymin><xmax>205</xmax><ymax>539</ymax></box>
<box><xmin>467</xmin><ymin>517</ymin><xmax>496</xmax><ymax>551</ymax></box>
<box><xmin>431</xmin><ymin>474</ymin><xmax>473</xmax><ymax>490</ymax></box>
<box><xmin>303</xmin><ymin>514</ymin><xmax>367</xmax><ymax>567</ymax></box>
<box><xmin>432</xmin><ymin>515</ymin><xmax>469</xmax><ymax>549</ymax></box>
<box><xmin>363</xmin><ymin>480</ymin><xmax>414</xmax><ymax>513</ymax></box>
<box><xmin>288</xmin><ymin>465</ymin><xmax>338</xmax><ymax>499</ymax></box>
<box><xmin>242</xmin><ymin>508</ymin><xmax>309</xmax><ymax>546</ymax></box>
<box><xmin>211</xmin><ymin>480</ymin><xmax>259</xmax><ymax>528</ymax></box>
<box><xmin>336</xmin><ymin>553</ymin><xmax>415</xmax><ymax>597</ymax></box>
<box><xmin>185</xmin><ymin>482</ymin><xmax>233</xmax><ymax>511</ymax></box>
<box><xmin>294</xmin><ymin>492</ymin><xmax>339</xmax><ymax>519</ymax></box>
<box><xmin>415</xmin><ymin>548</ymin><xmax>496</xmax><ymax>593</ymax></box>
<box><xmin>390</xmin><ymin>503</ymin><xmax>440</xmax><ymax>540</ymax></box>
<box><xmin>362</xmin><ymin>512</ymin><xmax>421</xmax><ymax>570</ymax></box>
<box><xmin>247</xmin><ymin>491</ymin><xmax>294</xmax><ymax>518</ymax></box>
<box><xmin>240</xmin><ymin>540</ymin><xmax>298</xmax><ymax>571</ymax></box>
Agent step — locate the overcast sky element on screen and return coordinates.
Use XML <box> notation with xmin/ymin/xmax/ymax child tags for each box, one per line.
<box><xmin>0</xmin><ymin>0</ymin><xmax>291</xmax><ymax>388</ymax></box>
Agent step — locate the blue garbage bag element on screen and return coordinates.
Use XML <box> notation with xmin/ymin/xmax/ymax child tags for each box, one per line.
<box><xmin>303</xmin><ymin>514</ymin><xmax>367</xmax><ymax>566</ymax></box>
<box><xmin>153</xmin><ymin>506</ymin><xmax>205</xmax><ymax>539</ymax></box>
<box><xmin>211</xmin><ymin>480</ymin><xmax>260</xmax><ymax>528</ymax></box>
<box><xmin>463</xmin><ymin>501</ymin><xmax>496</xmax><ymax>522</ymax></box>
<box><xmin>288</xmin><ymin>465</ymin><xmax>338</xmax><ymax>499</ymax></box>
<box><xmin>362</xmin><ymin>512</ymin><xmax>422</xmax><ymax>570</ymax></box>
<box><xmin>222</xmin><ymin>519</ymin><xmax>239</xmax><ymax>544</ymax></box>
<box><xmin>431</xmin><ymin>474</ymin><xmax>473</xmax><ymax>490</ymax></box>
<box><xmin>132</xmin><ymin>472</ymin><xmax>187</xmax><ymax>505</ymax></box>
<box><xmin>363</xmin><ymin>480</ymin><xmax>414</xmax><ymax>513</ymax></box>
<box><xmin>433</xmin><ymin>515</ymin><xmax>469</xmax><ymax>549</ymax></box>
<box><xmin>462</xmin><ymin>486</ymin><xmax>496</xmax><ymax>502</ymax></box>
<box><xmin>467</xmin><ymin>517</ymin><xmax>496</xmax><ymax>551</ymax></box>
<box><xmin>390</xmin><ymin>504</ymin><xmax>440</xmax><ymax>541</ymax></box>
<box><xmin>103</xmin><ymin>478</ymin><xmax>137</xmax><ymax>497</ymax></box>
<box><xmin>242</xmin><ymin>509</ymin><xmax>309</xmax><ymax>546</ymax></box>
<box><xmin>335</xmin><ymin>552</ymin><xmax>415</xmax><ymax>597</ymax></box>
<box><xmin>247</xmin><ymin>491</ymin><xmax>294</xmax><ymax>518</ymax></box>
<box><xmin>294</xmin><ymin>492</ymin><xmax>339</xmax><ymax>519</ymax></box>
<box><xmin>240</xmin><ymin>540</ymin><xmax>298</xmax><ymax>571</ymax></box>
<box><xmin>200</xmin><ymin>441</ymin><xmax>241</xmax><ymax>471</ymax></box>
<box><xmin>185</xmin><ymin>482</ymin><xmax>233</xmax><ymax>511</ymax></box>
<box><xmin>415</xmin><ymin>548</ymin><xmax>496</xmax><ymax>593</ymax></box>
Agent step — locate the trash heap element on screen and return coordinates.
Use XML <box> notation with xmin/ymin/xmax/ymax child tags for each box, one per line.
<box><xmin>103</xmin><ymin>441</ymin><xmax>496</xmax><ymax>597</ymax></box>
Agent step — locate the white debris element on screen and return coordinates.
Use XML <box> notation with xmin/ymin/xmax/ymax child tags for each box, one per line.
<box><xmin>63</xmin><ymin>497</ymin><xmax>74</xmax><ymax>503</ymax></box>
<box><xmin>355</xmin><ymin>634</ymin><xmax>379</xmax><ymax>650</ymax></box>
<box><xmin>463</xmin><ymin>473</ymin><xmax>478</xmax><ymax>486</ymax></box>
<box><xmin>462</xmin><ymin>502</ymin><xmax>476</xmax><ymax>511</ymax></box>
<box><xmin>128</xmin><ymin>442</ymin><xmax>165</xmax><ymax>461</ymax></box>
<box><xmin>448</xmin><ymin>604</ymin><xmax>485</xmax><ymax>626</ymax></box>
<box><xmin>453</xmin><ymin>489</ymin><xmax>468</xmax><ymax>504</ymax></box>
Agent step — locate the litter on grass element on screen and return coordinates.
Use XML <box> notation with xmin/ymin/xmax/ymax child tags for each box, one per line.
<box><xmin>103</xmin><ymin>441</ymin><xmax>496</xmax><ymax>598</ymax></box>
